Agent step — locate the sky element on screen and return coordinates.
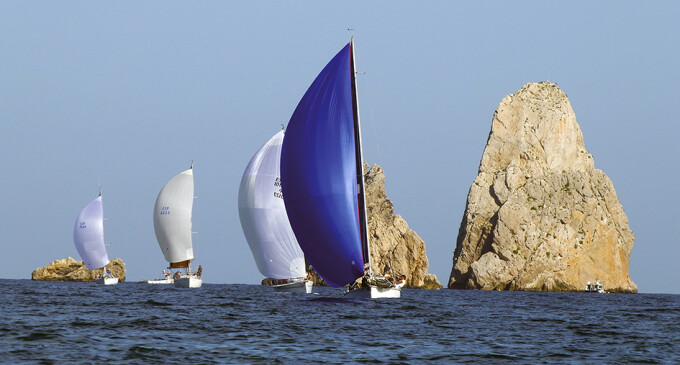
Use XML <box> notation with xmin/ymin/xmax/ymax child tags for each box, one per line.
<box><xmin>1</xmin><ymin>2</ymin><xmax>678</xmax><ymax>294</ymax></box>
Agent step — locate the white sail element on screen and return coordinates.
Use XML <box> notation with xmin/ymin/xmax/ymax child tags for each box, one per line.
<box><xmin>238</xmin><ymin>130</ymin><xmax>306</xmax><ymax>280</ymax></box>
<box><xmin>153</xmin><ymin>167</ymin><xmax>194</xmax><ymax>265</ymax></box>
<box><xmin>73</xmin><ymin>195</ymin><xmax>109</xmax><ymax>270</ymax></box>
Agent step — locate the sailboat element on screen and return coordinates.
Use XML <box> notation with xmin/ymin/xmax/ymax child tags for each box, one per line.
<box><xmin>153</xmin><ymin>162</ymin><xmax>202</xmax><ymax>288</ymax></box>
<box><xmin>73</xmin><ymin>189</ymin><xmax>118</xmax><ymax>285</ymax></box>
<box><xmin>238</xmin><ymin>129</ymin><xmax>312</xmax><ymax>294</ymax></box>
<box><xmin>280</xmin><ymin>38</ymin><xmax>400</xmax><ymax>298</ymax></box>
<box><xmin>146</xmin><ymin>269</ymin><xmax>174</xmax><ymax>284</ymax></box>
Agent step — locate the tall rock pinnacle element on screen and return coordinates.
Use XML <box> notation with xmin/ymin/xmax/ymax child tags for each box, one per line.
<box><xmin>365</xmin><ymin>163</ymin><xmax>441</xmax><ymax>289</ymax></box>
<box><xmin>301</xmin><ymin>163</ymin><xmax>442</xmax><ymax>289</ymax></box>
<box><xmin>449</xmin><ymin>82</ymin><xmax>636</xmax><ymax>293</ymax></box>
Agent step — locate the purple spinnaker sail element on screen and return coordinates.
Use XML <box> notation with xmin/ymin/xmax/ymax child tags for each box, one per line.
<box><xmin>280</xmin><ymin>43</ymin><xmax>364</xmax><ymax>288</ymax></box>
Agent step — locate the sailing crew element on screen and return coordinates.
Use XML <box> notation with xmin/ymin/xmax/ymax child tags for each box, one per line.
<box><xmin>195</xmin><ymin>265</ymin><xmax>202</xmax><ymax>278</ymax></box>
<box><xmin>396</xmin><ymin>275</ymin><xmax>407</xmax><ymax>288</ymax></box>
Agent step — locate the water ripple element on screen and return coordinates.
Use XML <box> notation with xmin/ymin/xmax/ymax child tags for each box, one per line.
<box><xmin>0</xmin><ymin>280</ymin><xmax>678</xmax><ymax>363</ymax></box>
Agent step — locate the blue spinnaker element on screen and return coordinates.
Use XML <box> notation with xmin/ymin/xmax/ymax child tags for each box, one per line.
<box><xmin>281</xmin><ymin>43</ymin><xmax>364</xmax><ymax>288</ymax></box>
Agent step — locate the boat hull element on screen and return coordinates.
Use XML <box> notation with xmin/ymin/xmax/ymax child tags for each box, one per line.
<box><xmin>273</xmin><ymin>280</ymin><xmax>313</xmax><ymax>294</ymax></box>
<box><xmin>174</xmin><ymin>276</ymin><xmax>202</xmax><ymax>288</ymax></box>
<box><xmin>345</xmin><ymin>285</ymin><xmax>401</xmax><ymax>299</ymax></box>
<box><xmin>147</xmin><ymin>278</ymin><xmax>173</xmax><ymax>284</ymax></box>
<box><xmin>95</xmin><ymin>277</ymin><xmax>118</xmax><ymax>285</ymax></box>
<box><xmin>585</xmin><ymin>281</ymin><xmax>605</xmax><ymax>293</ymax></box>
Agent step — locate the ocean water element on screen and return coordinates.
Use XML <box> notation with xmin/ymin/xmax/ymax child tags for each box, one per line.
<box><xmin>1</xmin><ymin>279</ymin><xmax>678</xmax><ymax>364</ymax></box>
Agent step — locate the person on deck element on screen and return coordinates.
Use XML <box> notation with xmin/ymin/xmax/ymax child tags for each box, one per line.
<box><xmin>396</xmin><ymin>274</ymin><xmax>407</xmax><ymax>288</ymax></box>
<box><xmin>195</xmin><ymin>265</ymin><xmax>202</xmax><ymax>278</ymax></box>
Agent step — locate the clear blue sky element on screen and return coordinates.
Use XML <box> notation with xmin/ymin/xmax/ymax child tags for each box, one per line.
<box><xmin>1</xmin><ymin>2</ymin><xmax>678</xmax><ymax>294</ymax></box>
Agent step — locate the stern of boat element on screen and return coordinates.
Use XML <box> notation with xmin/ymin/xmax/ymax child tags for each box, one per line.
<box><xmin>174</xmin><ymin>276</ymin><xmax>202</xmax><ymax>288</ymax></box>
<box><xmin>95</xmin><ymin>277</ymin><xmax>119</xmax><ymax>285</ymax></box>
<box><xmin>345</xmin><ymin>285</ymin><xmax>400</xmax><ymax>298</ymax></box>
<box><xmin>273</xmin><ymin>280</ymin><xmax>313</xmax><ymax>294</ymax></box>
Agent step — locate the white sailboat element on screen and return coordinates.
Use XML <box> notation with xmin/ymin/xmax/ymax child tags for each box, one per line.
<box><xmin>73</xmin><ymin>189</ymin><xmax>118</xmax><ymax>285</ymax></box>
<box><xmin>146</xmin><ymin>269</ymin><xmax>174</xmax><ymax>284</ymax></box>
<box><xmin>238</xmin><ymin>129</ymin><xmax>312</xmax><ymax>294</ymax></box>
<box><xmin>280</xmin><ymin>38</ymin><xmax>400</xmax><ymax>298</ymax></box>
<box><xmin>153</xmin><ymin>162</ymin><xmax>202</xmax><ymax>288</ymax></box>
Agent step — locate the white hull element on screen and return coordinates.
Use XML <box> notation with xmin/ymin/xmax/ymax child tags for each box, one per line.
<box><xmin>174</xmin><ymin>276</ymin><xmax>202</xmax><ymax>288</ymax></box>
<box><xmin>147</xmin><ymin>278</ymin><xmax>173</xmax><ymax>284</ymax></box>
<box><xmin>345</xmin><ymin>285</ymin><xmax>401</xmax><ymax>298</ymax></box>
<box><xmin>95</xmin><ymin>277</ymin><xmax>118</xmax><ymax>285</ymax></box>
<box><xmin>585</xmin><ymin>280</ymin><xmax>605</xmax><ymax>293</ymax></box>
<box><xmin>273</xmin><ymin>280</ymin><xmax>313</xmax><ymax>294</ymax></box>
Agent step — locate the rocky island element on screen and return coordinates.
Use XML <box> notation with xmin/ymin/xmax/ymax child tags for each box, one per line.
<box><xmin>32</xmin><ymin>257</ymin><xmax>126</xmax><ymax>282</ymax></box>
<box><xmin>267</xmin><ymin>163</ymin><xmax>442</xmax><ymax>289</ymax></box>
<box><xmin>363</xmin><ymin>163</ymin><xmax>442</xmax><ymax>289</ymax></box>
<box><xmin>448</xmin><ymin>82</ymin><xmax>636</xmax><ymax>293</ymax></box>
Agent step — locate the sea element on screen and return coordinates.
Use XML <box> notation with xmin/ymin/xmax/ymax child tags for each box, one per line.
<box><xmin>1</xmin><ymin>279</ymin><xmax>678</xmax><ymax>364</ymax></box>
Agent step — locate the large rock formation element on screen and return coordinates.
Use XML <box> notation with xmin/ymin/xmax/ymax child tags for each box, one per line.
<box><xmin>32</xmin><ymin>257</ymin><xmax>126</xmax><ymax>282</ymax></box>
<box><xmin>364</xmin><ymin>163</ymin><xmax>441</xmax><ymax>289</ymax></box>
<box><xmin>448</xmin><ymin>82</ymin><xmax>636</xmax><ymax>293</ymax></box>
<box><xmin>267</xmin><ymin>164</ymin><xmax>442</xmax><ymax>289</ymax></box>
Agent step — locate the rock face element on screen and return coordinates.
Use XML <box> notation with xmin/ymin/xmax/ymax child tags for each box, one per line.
<box><xmin>32</xmin><ymin>257</ymin><xmax>126</xmax><ymax>282</ymax></box>
<box><xmin>364</xmin><ymin>163</ymin><xmax>442</xmax><ymax>289</ymax></box>
<box><xmin>286</xmin><ymin>163</ymin><xmax>441</xmax><ymax>289</ymax></box>
<box><xmin>448</xmin><ymin>82</ymin><xmax>636</xmax><ymax>293</ymax></box>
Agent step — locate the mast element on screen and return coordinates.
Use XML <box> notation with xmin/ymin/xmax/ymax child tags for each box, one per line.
<box><xmin>99</xmin><ymin>184</ymin><xmax>107</xmax><ymax>269</ymax></box>
<box><xmin>350</xmin><ymin>37</ymin><xmax>372</xmax><ymax>274</ymax></box>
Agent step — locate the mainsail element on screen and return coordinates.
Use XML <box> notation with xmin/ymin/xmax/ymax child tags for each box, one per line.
<box><xmin>238</xmin><ymin>130</ymin><xmax>306</xmax><ymax>280</ymax></box>
<box><xmin>280</xmin><ymin>42</ymin><xmax>366</xmax><ymax>288</ymax></box>
<box><xmin>153</xmin><ymin>165</ymin><xmax>195</xmax><ymax>267</ymax></box>
<box><xmin>73</xmin><ymin>194</ymin><xmax>109</xmax><ymax>270</ymax></box>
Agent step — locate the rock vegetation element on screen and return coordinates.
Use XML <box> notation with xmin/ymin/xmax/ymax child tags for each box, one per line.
<box><xmin>448</xmin><ymin>82</ymin><xmax>636</xmax><ymax>293</ymax></box>
<box><xmin>32</xmin><ymin>257</ymin><xmax>126</xmax><ymax>282</ymax></box>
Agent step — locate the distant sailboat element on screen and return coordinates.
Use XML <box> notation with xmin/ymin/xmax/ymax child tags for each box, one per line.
<box><xmin>281</xmin><ymin>39</ymin><xmax>400</xmax><ymax>298</ymax></box>
<box><xmin>73</xmin><ymin>189</ymin><xmax>118</xmax><ymax>285</ymax></box>
<box><xmin>238</xmin><ymin>130</ymin><xmax>312</xmax><ymax>294</ymax></box>
<box><xmin>153</xmin><ymin>162</ymin><xmax>202</xmax><ymax>288</ymax></box>
<box><xmin>146</xmin><ymin>269</ymin><xmax>174</xmax><ymax>285</ymax></box>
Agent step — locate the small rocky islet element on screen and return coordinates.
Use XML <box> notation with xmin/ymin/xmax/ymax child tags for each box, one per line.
<box><xmin>32</xmin><ymin>257</ymin><xmax>126</xmax><ymax>282</ymax></box>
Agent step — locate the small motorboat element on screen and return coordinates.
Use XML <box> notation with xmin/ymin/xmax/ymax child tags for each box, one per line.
<box><xmin>585</xmin><ymin>280</ymin><xmax>605</xmax><ymax>293</ymax></box>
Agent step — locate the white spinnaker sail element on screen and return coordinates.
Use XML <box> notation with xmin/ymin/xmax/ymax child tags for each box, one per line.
<box><xmin>153</xmin><ymin>167</ymin><xmax>194</xmax><ymax>265</ymax></box>
<box><xmin>73</xmin><ymin>195</ymin><xmax>109</xmax><ymax>270</ymax></box>
<box><xmin>238</xmin><ymin>131</ymin><xmax>306</xmax><ymax>279</ymax></box>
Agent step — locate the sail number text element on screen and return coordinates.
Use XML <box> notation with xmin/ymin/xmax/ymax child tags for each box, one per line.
<box><xmin>274</xmin><ymin>177</ymin><xmax>283</xmax><ymax>199</ymax></box>
<box><xmin>160</xmin><ymin>206</ymin><xmax>171</xmax><ymax>215</ymax></box>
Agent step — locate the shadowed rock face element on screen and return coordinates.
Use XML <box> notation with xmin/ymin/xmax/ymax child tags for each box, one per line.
<box><xmin>449</xmin><ymin>82</ymin><xmax>636</xmax><ymax>293</ymax></box>
<box><xmin>267</xmin><ymin>163</ymin><xmax>442</xmax><ymax>289</ymax></box>
<box><xmin>32</xmin><ymin>257</ymin><xmax>126</xmax><ymax>282</ymax></box>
